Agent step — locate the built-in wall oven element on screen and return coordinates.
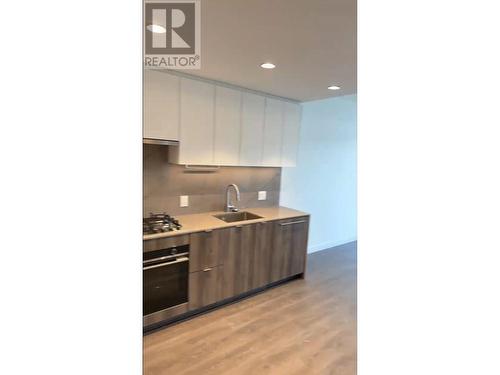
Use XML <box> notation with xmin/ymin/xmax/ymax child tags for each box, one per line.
<box><xmin>143</xmin><ymin>242</ymin><xmax>189</xmax><ymax>327</ymax></box>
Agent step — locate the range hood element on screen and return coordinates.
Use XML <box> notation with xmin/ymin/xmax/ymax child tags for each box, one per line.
<box><xmin>143</xmin><ymin>138</ymin><xmax>179</xmax><ymax>146</ymax></box>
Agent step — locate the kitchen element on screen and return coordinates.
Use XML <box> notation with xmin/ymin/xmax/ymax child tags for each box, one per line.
<box><xmin>142</xmin><ymin>69</ymin><xmax>312</xmax><ymax>329</ymax></box>
<box><xmin>4</xmin><ymin>0</ymin><xmax>497</xmax><ymax>374</ymax></box>
<box><xmin>142</xmin><ymin>0</ymin><xmax>357</xmax><ymax>372</ymax></box>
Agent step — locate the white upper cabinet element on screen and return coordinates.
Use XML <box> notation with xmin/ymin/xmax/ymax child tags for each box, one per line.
<box><xmin>146</xmin><ymin>72</ymin><xmax>302</xmax><ymax>167</ymax></box>
<box><xmin>176</xmin><ymin>78</ymin><xmax>215</xmax><ymax>165</ymax></box>
<box><xmin>262</xmin><ymin>98</ymin><xmax>284</xmax><ymax>166</ymax></box>
<box><xmin>143</xmin><ymin>70</ymin><xmax>179</xmax><ymax>141</ymax></box>
<box><xmin>213</xmin><ymin>86</ymin><xmax>242</xmax><ymax>165</ymax></box>
<box><xmin>281</xmin><ymin>102</ymin><xmax>302</xmax><ymax>167</ymax></box>
<box><xmin>239</xmin><ymin>93</ymin><xmax>265</xmax><ymax>166</ymax></box>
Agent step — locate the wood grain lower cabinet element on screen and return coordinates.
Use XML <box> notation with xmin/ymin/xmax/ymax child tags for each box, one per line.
<box><xmin>186</xmin><ymin>217</ymin><xmax>308</xmax><ymax>314</ymax></box>
<box><xmin>219</xmin><ymin>221</ymin><xmax>274</xmax><ymax>299</ymax></box>
<box><xmin>270</xmin><ymin>217</ymin><xmax>309</xmax><ymax>283</ymax></box>
<box><xmin>188</xmin><ymin>265</ymin><xmax>222</xmax><ymax>310</ymax></box>
<box><xmin>250</xmin><ymin>221</ymin><xmax>273</xmax><ymax>289</ymax></box>
<box><xmin>220</xmin><ymin>224</ymin><xmax>256</xmax><ymax>299</ymax></box>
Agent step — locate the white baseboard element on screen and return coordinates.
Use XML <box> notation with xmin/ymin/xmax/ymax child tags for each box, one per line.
<box><xmin>307</xmin><ymin>237</ymin><xmax>357</xmax><ymax>254</ymax></box>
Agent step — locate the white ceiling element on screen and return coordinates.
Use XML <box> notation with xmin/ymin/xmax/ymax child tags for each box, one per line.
<box><xmin>171</xmin><ymin>0</ymin><xmax>357</xmax><ymax>102</ymax></box>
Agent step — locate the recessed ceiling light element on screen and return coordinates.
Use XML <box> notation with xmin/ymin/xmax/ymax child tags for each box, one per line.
<box><xmin>147</xmin><ymin>24</ymin><xmax>166</xmax><ymax>34</ymax></box>
<box><xmin>328</xmin><ymin>85</ymin><xmax>341</xmax><ymax>90</ymax></box>
<box><xmin>260</xmin><ymin>63</ymin><xmax>276</xmax><ymax>69</ymax></box>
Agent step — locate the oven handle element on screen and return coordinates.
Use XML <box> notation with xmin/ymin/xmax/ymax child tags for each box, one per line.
<box><xmin>143</xmin><ymin>257</ymin><xmax>189</xmax><ymax>270</ymax></box>
<box><xmin>143</xmin><ymin>252</ymin><xmax>189</xmax><ymax>265</ymax></box>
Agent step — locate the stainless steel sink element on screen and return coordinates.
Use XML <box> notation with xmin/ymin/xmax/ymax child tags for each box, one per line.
<box><xmin>213</xmin><ymin>211</ymin><xmax>262</xmax><ymax>223</ymax></box>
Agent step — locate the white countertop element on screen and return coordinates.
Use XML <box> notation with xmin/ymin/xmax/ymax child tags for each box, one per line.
<box><xmin>143</xmin><ymin>206</ymin><xmax>309</xmax><ymax>240</ymax></box>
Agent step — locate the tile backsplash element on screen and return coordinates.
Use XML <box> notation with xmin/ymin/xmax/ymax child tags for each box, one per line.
<box><xmin>143</xmin><ymin>144</ymin><xmax>281</xmax><ymax>216</ymax></box>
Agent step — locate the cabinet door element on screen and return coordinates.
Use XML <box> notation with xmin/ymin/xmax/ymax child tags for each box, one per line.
<box><xmin>220</xmin><ymin>224</ymin><xmax>257</xmax><ymax>299</ymax></box>
<box><xmin>178</xmin><ymin>78</ymin><xmax>215</xmax><ymax>164</ymax></box>
<box><xmin>249</xmin><ymin>221</ymin><xmax>273</xmax><ymax>289</ymax></box>
<box><xmin>214</xmin><ymin>86</ymin><xmax>242</xmax><ymax>165</ymax></box>
<box><xmin>188</xmin><ymin>265</ymin><xmax>222</xmax><ymax>310</ymax></box>
<box><xmin>281</xmin><ymin>102</ymin><xmax>302</xmax><ymax>167</ymax></box>
<box><xmin>143</xmin><ymin>70</ymin><xmax>180</xmax><ymax>140</ymax></box>
<box><xmin>270</xmin><ymin>217</ymin><xmax>309</xmax><ymax>282</ymax></box>
<box><xmin>262</xmin><ymin>98</ymin><xmax>284</xmax><ymax>167</ymax></box>
<box><xmin>239</xmin><ymin>93</ymin><xmax>265</xmax><ymax>166</ymax></box>
<box><xmin>189</xmin><ymin>229</ymin><xmax>223</xmax><ymax>273</ymax></box>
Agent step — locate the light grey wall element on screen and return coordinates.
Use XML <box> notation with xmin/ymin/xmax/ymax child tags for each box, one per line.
<box><xmin>280</xmin><ymin>95</ymin><xmax>357</xmax><ymax>253</ymax></box>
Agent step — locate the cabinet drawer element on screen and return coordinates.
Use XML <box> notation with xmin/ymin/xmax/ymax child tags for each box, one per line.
<box><xmin>188</xmin><ymin>265</ymin><xmax>222</xmax><ymax>310</ymax></box>
<box><xmin>189</xmin><ymin>229</ymin><xmax>226</xmax><ymax>272</ymax></box>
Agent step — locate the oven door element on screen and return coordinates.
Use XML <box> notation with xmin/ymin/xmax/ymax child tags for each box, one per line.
<box><xmin>143</xmin><ymin>256</ymin><xmax>189</xmax><ymax>326</ymax></box>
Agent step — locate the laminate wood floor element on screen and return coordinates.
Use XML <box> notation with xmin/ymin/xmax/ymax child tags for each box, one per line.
<box><xmin>143</xmin><ymin>241</ymin><xmax>357</xmax><ymax>375</ymax></box>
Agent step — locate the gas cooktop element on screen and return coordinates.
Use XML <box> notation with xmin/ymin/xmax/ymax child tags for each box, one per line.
<box><xmin>143</xmin><ymin>213</ymin><xmax>182</xmax><ymax>234</ymax></box>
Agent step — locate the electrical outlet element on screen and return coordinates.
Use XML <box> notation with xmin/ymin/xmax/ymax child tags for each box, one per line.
<box><xmin>180</xmin><ymin>195</ymin><xmax>189</xmax><ymax>207</ymax></box>
<box><xmin>258</xmin><ymin>191</ymin><xmax>267</xmax><ymax>201</ymax></box>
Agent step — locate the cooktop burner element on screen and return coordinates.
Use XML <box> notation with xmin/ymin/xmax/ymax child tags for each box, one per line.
<box><xmin>143</xmin><ymin>213</ymin><xmax>182</xmax><ymax>234</ymax></box>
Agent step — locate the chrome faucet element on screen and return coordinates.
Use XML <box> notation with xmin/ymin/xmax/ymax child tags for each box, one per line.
<box><xmin>225</xmin><ymin>184</ymin><xmax>241</xmax><ymax>212</ymax></box>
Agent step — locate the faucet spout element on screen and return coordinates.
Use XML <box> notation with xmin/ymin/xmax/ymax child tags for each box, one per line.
<box><xmin>225</xmin><ymin>184</ymin><xmax>241</xmax><ymax>212</ymax></box>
